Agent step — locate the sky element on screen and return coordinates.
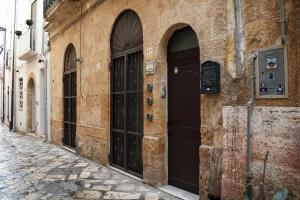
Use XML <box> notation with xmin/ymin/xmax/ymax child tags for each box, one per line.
<box><xmin>0</xmin><ymin>0</ymin><xmax>10</xmax><ymax>28</ymax></box>
<box><xmin>0</xmin><ymin>0</ymin><xmax>10</xmax><ymax>57</ymax></box>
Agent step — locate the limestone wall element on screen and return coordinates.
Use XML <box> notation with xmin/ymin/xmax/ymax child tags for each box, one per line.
<box><xmin>242</xmin><ymin>0</ymin><xmax>299</xmax><ymax>106</ymax></box>
<box><xmin>48</xmin><ymin>1</ymin><xmax>230</xmax><ymax>197</ymax></box>
<box><xmin>222</xmin><ymin>106</ymin><xmax>300</xmax><ymax>199</ymax></box>
<box><xmin>46</xmin><ymin>0</ymin><xmax>300</xmax><ymax>199</ymax></box>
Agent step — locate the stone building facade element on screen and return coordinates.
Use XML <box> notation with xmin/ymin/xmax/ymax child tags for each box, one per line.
<box><xmin>45</xmin><ymin>0</ymin><xmax>300</xmax><ymax>199</ymax></box>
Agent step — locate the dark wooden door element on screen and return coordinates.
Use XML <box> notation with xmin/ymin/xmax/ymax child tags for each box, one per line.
<box><xmin>168</xmin><ymin>48</ymin><xmax>200</xmax><ymax>194</ymax></box>
<box><xmin>63</xmin><ymin>45</ymin><xmax>77</xmax><ymax>149</ymax></box>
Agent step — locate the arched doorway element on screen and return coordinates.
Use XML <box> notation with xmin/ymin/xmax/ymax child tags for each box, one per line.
<box><xmin>110</xmin><ymin>10</ymin><xmax>144</xmax><ymax>176</ymax></box>
<box><xmin>27</xmin><ymin>78</ymin><xmax>36</xmax><ymax>133</ymax></box>
<box><xmin>167</xmin><ymin>27</ymin><xmax>200</xmax><ymax>194</ymax></box>
<box><xmin>63</xmin><ymin>44</ymin><xmax>77</xmax><ymax>149</ymax></box>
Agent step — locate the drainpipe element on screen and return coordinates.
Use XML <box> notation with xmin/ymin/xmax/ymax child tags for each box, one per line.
<box><xmin>0</xmin><ymin>27</ymin><xmax>6</xmax><ymax>123</ymax></box>
<box><xmin>76</xmin><ymin>0</ymin><xmax>83</xmax><ymax>97</ymax></box>
<box><xmin>41</xmin><ymin>22</ymin><xmax>49</xmax><ymax>141</ymax></box>
<box><xmin>280</xmin><ymin>0</ymin><xmax>286</xmax><ymax>45</ymax></box>
<box><xmin>10</xmin><ymin>0</ymin><xmax>17</xmax><ymax>132</ymax></box>
<box><xmin>244</xmin><ymin>53</ymin><xmax>257</xmax><ymax>200</ymax></box>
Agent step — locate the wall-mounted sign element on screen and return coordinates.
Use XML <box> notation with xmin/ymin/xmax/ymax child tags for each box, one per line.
<box><xmin>256</xmin><ymin>45</ymin><xmax>288</xmax><ymax>98</ymax></box>
<box><xmin>145</xmin><ymin>60</ymin><xmax>155</xmax><ymax>75</ymax></box>
<box><xmin>19</xmin><ymin>78</ymin><xmax>23</xmax><ymax>110</ymax></box>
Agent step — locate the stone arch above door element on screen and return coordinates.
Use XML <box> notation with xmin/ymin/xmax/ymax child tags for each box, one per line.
<box><xmin>110</xmin><ymin>9</ymin><xmax>143</xmax><ymax>57</ymax></box>
<box><xmin>157</xmin><ymin>23</ymin><xmax>201</xmax><ymax>62</ymax></box>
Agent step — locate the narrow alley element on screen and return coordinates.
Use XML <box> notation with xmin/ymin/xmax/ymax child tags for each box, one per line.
<box><xmin>0</xmin><ymin>125</ymin><xmax>178</xmax><ymax>200</ymax></box>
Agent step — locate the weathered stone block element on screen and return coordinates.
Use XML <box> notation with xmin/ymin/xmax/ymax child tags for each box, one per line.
<box><xmin>222</xmin><ymin>106</ymin><xmax>300</xmax><ymax>200</ymax></box>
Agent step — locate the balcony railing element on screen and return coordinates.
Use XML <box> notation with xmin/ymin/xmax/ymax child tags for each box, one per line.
<box><xmin>44</xmin><ymin>0</ymin><xmax>56</xmax><ymax>14</ymax></box>
<box><xmin>44</xmin><ymin>0</ymin><xmax>79</xmax><ymax>24</ymax></box>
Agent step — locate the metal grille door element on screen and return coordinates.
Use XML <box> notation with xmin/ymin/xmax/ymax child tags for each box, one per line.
<box><xmin>63</xmin><ymin>44</ymin><xmax>77</xmax><ymax>149</ymax></box>
<box><xmin>111</xmin><ymin>10</ymin><xmax>143</xmax><ymax>176</ymax></box>
<box><xmin>111</xmin><ymin>51</ymin><xmax>143</xmax><ymax>176</ymax></box>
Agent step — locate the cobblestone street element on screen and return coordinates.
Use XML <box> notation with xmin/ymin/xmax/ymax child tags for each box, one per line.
<box><xmin>0</xmin><ymin>125</ymin><xmax>178</xmax><ymax>200</ymax></box>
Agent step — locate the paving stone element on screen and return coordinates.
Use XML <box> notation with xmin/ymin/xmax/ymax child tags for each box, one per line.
<box><xmin>79</xmin><ymin>171</ymin><xmax>91</xmax><ymax>179</ymax></box>
<box><xmin>84</xmin><ymin>183</ymin><xmax>92</xmax><ymax>189</ymax></box>
<box><xmin>115</xmin><ymin>183</ymin><xmax>136</xmax><ymax>191</ymax></box>
<box><xmin>83</xmin><ymin>165</ymin><xmax>99</xmax><ymax>172</ymax></box>
<box><xmin>85</xmin><ymin>180</ymin><xmax>103</xmax><ymax>184</ymax></box>
<box><xmin>29</xmin><ymin>173</ymin><xmax>46</xmax><ymax>180</ymax></box>
<box><xmin>45</xmin><ymin>174</ymin><xmax>66</xmax><ymax>180</ymax></box>
<box><xmin>58</xmin><ymin>163</ymin><xmax>73</xmax><ymax>169</ymax></box>
<box><xmin>100</xmin><ymin>168</ymin><xmax>110</xmax><ymax>173</ymax></box>
<box><xmin>111</xmin><ymin>174</ymin><xmax>124</xmax><ymax>179</ymax></box>
<box><xmin>21</xmin><ymin>192</ymin><xmax>43</xmax><ymax>200</ymax></box>
<box><xmin>74</xmin><ymin>162</ymin><xmax>89</xmax><ymax>168</ymax></box>
<box><xmin>92</xmin><ymin>173</ymin><xmax>111</xmax><ymax>179</ymax></box>
<box><xmin>103</xmin><ymin>191</ymin><xmax>141</xmax><ymax>199</ymax></box>
<box><xmin>144</xmin><ymin>192</ymin><xmax>160</xmax><ymax>200</ymax></box>
<box><xmin>120</xmin><ymin>179</ymin><xmax>131</xmax><ymax>184</ymax></box>
<box><xmin>76</xmin><ymin>190</ymin><xmax>102</xmax><ymax>199</ymax></box>
<box><xmin>68</xmin><ymin>174</ymin><xmax>78</xmax><ymax>180</ymax></box>
<box><xmin>103</xmin><ymin>179</ymin><xmax>120</xmax><ymax>185</ymax></box>
<box><xmin>137</xmin><ymin>185</ymin><xmax>151</xmax><ymax>192</ymax></box>
<box><xmin>91</xmin><ymin>185</ymin><xmax>112</xmax><ymax>191</ymax></box>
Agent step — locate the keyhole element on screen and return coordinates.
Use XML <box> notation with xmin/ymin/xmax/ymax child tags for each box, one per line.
<box><xmin>174</xmin><ymin>67</ymin><xmax>179</xmax><ymax>74</ymax></box>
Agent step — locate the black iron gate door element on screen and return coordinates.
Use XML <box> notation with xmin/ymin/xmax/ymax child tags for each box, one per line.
<box><xmin>111</xmin><ymin>51</ymin><xmax>143</xmax><ymax>176</ymax></box>
<box><xmin>63</xmin><ymin>44</ymin><xmax>77</xmax><ymax>149</ymax></box>
<box><xmin>110</xmin><ymin>10</ymin><xmax>144</xmax><ymax>176</ymax></box>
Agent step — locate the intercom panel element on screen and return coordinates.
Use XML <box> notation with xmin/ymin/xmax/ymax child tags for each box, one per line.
<box><xmin>256</xmin><ymin>46</ymin><xmax>288</xmax><ymax>98</ymax></box>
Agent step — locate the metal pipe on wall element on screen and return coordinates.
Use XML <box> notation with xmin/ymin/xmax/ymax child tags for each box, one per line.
<box><xmin>3</xmin><ymin>30</ymin><xmax>6</xmax><ymax>123</ymax></box>
<box><xmin>40</xmin><ymin>0</ymin><xmax>49</xmax><ymax>141</ymax></box>
<box><xmin>41</xmin><ymin>22</ymin><xmax>50</xmax><ymax>142</ymax></box>
<box><xmin>244</xmin><ymin>53</ymin><xmax>257</xmax><ymax>200</ymax></box>
<box><xmin>247</xmin><ymin>54</ymin><xmax>256</xmax><ymax>177</ymax></box>
<box><xmin>0</xmin><ymin>27</ymin><xmax>6</xmax><ymax>123</ymax></box>
<box><xmin>280</xmin><ymin>0</ymin><xmax>286</xmax><ymax>44</ymax></box>
<box><xmin>10</xmin><ymin>0</ymin><xmax>17</xmax><ymax>132</ymax></box>
<box><xmin>77</xmin><ymin>0</ymin><xmax>83</xmax><ymax>98</ymax></box>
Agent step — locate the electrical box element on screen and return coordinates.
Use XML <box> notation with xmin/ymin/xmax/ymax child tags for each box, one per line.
<box><xmin>201</xmin><ymin>61</ymin><xmax>221</xmax><ymax>94</ymax></box>
<box><xmin>256</xmin><ymin>46</ymin><xmax>288</xmax><ymax>98</ymax></box>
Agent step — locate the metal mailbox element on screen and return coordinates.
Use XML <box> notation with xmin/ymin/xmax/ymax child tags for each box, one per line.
<box><xmin>201</xmin><ymin>61</ymin><xmax>221</xmax><ymax>94</ymax></box>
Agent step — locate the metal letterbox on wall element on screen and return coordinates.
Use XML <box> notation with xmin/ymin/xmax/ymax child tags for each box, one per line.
<box><xmin>256</xmin><ymin>46</ymin><xmax>288</xmax><ymax>98</ymax></box>
<box><xmin>201</xmin><ymin>61</ymin><xmax>220</xmax><ymax>94</ymax></box>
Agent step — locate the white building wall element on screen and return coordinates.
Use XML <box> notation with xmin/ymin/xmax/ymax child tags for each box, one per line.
<box><xmin>14</xmin><ymin>0</ymin><xmax>45</xmax><ymax>136</ymax></box>
<box><xmin>0</xmin><ymin>0</ymin><xmax>50</xmax><ymax>140</ymax></box>
<box><xmin>3</xmin><ymin>0</ymin><xmax>15</xmax><ymax>127</ymax></box>
<box><xmin>0</xmin><ymin>32</ymin><xmax>5</xmax><ymax>122</ymax></box>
